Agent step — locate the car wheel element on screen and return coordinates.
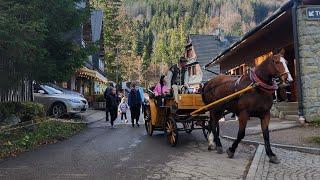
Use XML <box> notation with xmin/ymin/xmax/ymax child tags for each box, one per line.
<box><xmin>51</xmin><ymin>102</ymin><xmax>66</xmax><ymax>118</ymax></box>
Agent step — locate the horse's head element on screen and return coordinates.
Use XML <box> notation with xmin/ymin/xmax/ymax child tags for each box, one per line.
<box><xmin>270</xmin><ymin>53</ymin><xmax>293</xmax><ymax>86</ymax></box>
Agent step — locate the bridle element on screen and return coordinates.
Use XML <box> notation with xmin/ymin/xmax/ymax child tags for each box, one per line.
<box><xmin>249</xmin><ymin>68</ymin><xmax>278</xmax><ymax>94</ymax></box>
<box><xmin>272</xmin><ymin>55</ymin><xmax>289</xmax><ymax>80</ymax></box>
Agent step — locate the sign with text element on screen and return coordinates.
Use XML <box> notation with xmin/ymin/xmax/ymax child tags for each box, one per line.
<box><xmin>306</xmin><ymin>7</ymin><xmax>320</xmax><ymax>20</ymax></box>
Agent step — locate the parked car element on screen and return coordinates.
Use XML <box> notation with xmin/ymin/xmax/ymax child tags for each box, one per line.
<box><xmin>33</xmin><ymin>84</ymin><xmax>88</xmax><ymax>117</ymax></box>
<box><xmin>46</xmin><ymin>83</ymin><xmax>84</xmax><ymax>98</ymax></box>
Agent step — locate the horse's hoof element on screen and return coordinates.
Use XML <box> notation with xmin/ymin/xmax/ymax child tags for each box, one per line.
<box><xmin>226</xmin><ymin>148</ymin><xmax>234</xmax><ymax>158</ymax></box>
<box><xmin>269</xmin><ymin>156</ymin><xmax>280</xmax><ymax>164</ymax></box>
<box><xmin>216</xmin><ymin>146</ymin><xmax>223</xmax><ymax>154</ymax></box>
<box><xmin>208</xmin><ymin>145</ymin><xmax>214</xmax><ymax>151</ymax></box>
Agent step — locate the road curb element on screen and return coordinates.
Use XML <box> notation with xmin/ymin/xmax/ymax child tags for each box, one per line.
<box><xmin>246</xmin><ymin>145</ymin><xmax>264</xmax><ymax>180</ymax></box>
<box><xmin>245</xmin><ymin>124</ymin><xmax>301</xmax><ymax>135</ymax></box>
<box><xmin>222</xmin><ymin>135</ymin><xmax>320</xmax><ymax>155</ymax></box>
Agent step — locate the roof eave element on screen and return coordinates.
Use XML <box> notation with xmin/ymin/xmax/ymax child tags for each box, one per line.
<box><xmin>205</xmin><ymin>0</ymin><xmax>294</xmax><ymax>68</ymax></box>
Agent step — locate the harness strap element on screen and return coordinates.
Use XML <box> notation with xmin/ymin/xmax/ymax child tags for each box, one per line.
<box><xmin>249</xmin><ymin>68</ymin><xmax>278</xmax><ymax>94</ymax></box>
<box><xmin>234</xmin><ymin>75</ymin><xmax>243</xmax><ymax>90</ymax></box>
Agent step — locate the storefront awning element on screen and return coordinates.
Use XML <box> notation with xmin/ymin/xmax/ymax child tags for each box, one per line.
<box><xmin>77</xmin><ymin>67</ymin><xmax>108</xmax><ymax>84</ymax></box>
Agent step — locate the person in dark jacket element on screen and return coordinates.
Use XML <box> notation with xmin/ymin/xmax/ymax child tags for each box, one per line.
<box><xmin>109</xmin><ymin>87</ymin><xmax>119</xmax><ymax>128</ymax></box>
<box><xmin>128</xmin><ymin>83</ymin><xmax>142</xmax><ymax>127</ymax></box>
<box><xmin>104</xmin><ymin>87</ymin><xmax>112</xmax><ymax>122</ymax></box>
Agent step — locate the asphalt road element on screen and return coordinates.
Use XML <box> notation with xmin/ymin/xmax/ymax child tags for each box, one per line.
<box><xmin>0</xmin><ymin>119</ymin><xmax>255</xmax><ymax>180</ymax></box>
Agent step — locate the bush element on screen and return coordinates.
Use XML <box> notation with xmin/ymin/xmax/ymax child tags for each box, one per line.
<box><xmin>20</xmin><ymin>102</ymin><xmax>45</xmax><ymax>122</ymax></box>
<box><xmin>0</xmin><ymin>102</ymin><xmax>45</xmax><ymax>124</ymax></box>
<box><xmin>311</xmin><ymin>117</ymin><xmax>320</xmax><ymax>126</ymax></box>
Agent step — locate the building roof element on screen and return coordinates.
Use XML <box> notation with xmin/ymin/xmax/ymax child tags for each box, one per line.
<box><xmin>205</xmin><ymin>0</ymin><xmax>295</xmax><ymax>68</ymax></box>
<box><xmin>188</xmin><ymin>34</ymin><xmax>237</xmax><ymax>81</ymax></box>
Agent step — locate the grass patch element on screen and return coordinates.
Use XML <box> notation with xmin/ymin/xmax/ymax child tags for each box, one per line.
<box><xmin>310</xmin><ymin>136</ymin><xmax>320</xmax><ymax>144</ymax></box>
<box><xmin>0</xmin><ymin>119</ymin><xmax>86</xmax><ymax>159</ymax></box>
<box><xmin>311</xmin><ymin>117</ymin><xmax>320</xmax><ymax>126</ymax></box>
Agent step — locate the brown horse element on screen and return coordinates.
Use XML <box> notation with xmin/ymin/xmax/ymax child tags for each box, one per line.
<box><xmin>202</xmin><ymin>52</ymin><xmax>293</xmax><ymax>164</ymax></box>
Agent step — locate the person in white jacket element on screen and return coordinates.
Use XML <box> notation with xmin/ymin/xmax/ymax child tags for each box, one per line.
<box><xmin>118</xmin><ymin>97</ymin><xmax>129</xmax><ymax>123</ymax></box>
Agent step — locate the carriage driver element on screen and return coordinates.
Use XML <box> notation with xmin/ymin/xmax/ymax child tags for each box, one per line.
<box><xmin>167</xmin><ymin>57</ymin><xmax>189</xmax><ymax>102</ymax></box>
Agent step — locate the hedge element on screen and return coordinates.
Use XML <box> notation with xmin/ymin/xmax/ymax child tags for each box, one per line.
<box><xmin>0</xmin><ymin>102</ymin><xmax>45</xmax><ymax>124</ymax></box>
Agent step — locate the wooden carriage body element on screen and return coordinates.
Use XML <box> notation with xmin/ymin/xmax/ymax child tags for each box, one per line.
<box><xmin>145</xmin><ymin>93</ymin><xmax>209</xmax><ymax>146</ymax></box>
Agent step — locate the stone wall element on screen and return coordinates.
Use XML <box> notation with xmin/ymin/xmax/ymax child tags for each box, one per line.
<box><xmin>297</xmin><ymin>6</ymin><xmax>320</xmax><ymax>121</ymax></box>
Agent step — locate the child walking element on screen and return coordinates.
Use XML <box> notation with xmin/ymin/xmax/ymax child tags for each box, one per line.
<box><xmin>118</xmin><ymin>97</ymin><xmax>129</xmax><ymax>123</ymax></box>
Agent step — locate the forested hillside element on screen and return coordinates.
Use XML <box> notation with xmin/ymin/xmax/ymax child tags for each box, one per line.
<box><xmin>95</xmin><ymin>0</ymin><xmax>285</xmax><ymax>85</ymax></box>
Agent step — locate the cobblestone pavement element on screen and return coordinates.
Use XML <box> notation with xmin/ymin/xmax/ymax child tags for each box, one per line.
<box><xmin>146</xmin><ymin>139</ymin><xmax>256</xmax><ymax>180</ymax></box>
<box><xmin>253</xmin><ymin>147</ymin><xmax>320</xmax><ymax>180</ymax></box>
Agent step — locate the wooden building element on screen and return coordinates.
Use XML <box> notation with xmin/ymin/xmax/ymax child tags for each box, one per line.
<box><xmin>205</xmin><ymin>0</ymin><xmax>320</xmax><ymax>122</ymax></box>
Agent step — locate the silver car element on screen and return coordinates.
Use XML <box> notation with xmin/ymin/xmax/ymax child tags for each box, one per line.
<box><xmin>34</xmin><ymin>84</ymin><xmax>88</xmax><ymax>117</ymax></box>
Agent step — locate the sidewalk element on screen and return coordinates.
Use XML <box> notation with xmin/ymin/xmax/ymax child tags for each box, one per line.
<box><xmin>77</xmin><ymin>109</ymin><xmax>106</xmax><ymax>125</ymax></box>
<box><xmin>247</xmin><ymin>145</ymin><xmax>320</xmax><ymax>180</ymax></box>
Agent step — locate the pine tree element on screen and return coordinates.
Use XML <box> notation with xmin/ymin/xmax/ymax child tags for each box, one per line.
<box><xmin>0</xmin><ymin>0</ymin><xmax>93</xmax><ymax>89</ymax></box>
<box><xmin>102</xmin><ymin>0</ymin><xmax>122</xmax><ymax>82</ymax></box>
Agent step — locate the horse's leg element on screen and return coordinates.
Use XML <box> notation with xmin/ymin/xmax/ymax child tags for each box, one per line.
<box><xmin>214</xmin><ymin>116</ymin><xmax>223</xmax><ymax>154</ymax></box>
<box><xmin>208</xmin><ymin>111</ymin><xmax>223</xmax><ymax>153</ymax></box>
<box><xmin>261</xmin><ymin>112</ymin><xmax>280</xmax><ymax>164</ymax></box>
<box><xmin>227</xmin><ymin>111</ymin><xmax>248</xmax><ymax>158</ymax></box>
<box><xmin>208</xmin><ymin>111</ymin><xmax>215</xmax><ymax>151</ymax></box>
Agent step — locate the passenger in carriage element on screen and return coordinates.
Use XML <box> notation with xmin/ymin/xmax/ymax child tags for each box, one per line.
<box><xmin>153</xmin><ymin>75</ymin><xmax>170</xmax><ymax>97</ymax></box>
<box><xmin>153</xmin><ymin>75</ymin><xmax>170</xmax><ymax>107</ymax></box>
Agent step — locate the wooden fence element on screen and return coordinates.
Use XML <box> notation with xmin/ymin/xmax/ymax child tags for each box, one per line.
<box><xmin>0</xmin><ymin>80</ymin><xmax>33</xmax><ymax>102</ymax></box>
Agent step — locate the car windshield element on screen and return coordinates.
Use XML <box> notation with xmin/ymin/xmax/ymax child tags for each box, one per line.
<box><xmin>41</xmin><ymin>85</ymin><xmax>63</xmax><ymax>95</ymax></box>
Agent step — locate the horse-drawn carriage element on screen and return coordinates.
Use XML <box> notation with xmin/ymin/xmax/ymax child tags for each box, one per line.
<box><xmin>144</xmin><ymin>84</ymin><xmax>255</xmax><ymax>147</ymax></box>
<box><xmin>144</xmin><ymin>52</ymin><xmax>293</xmax><ymax>164</ymax></box>
<box><xmin>144</xmin><ymin>93</ymin><xmax>211</xmax><ymax>146</ymax></box>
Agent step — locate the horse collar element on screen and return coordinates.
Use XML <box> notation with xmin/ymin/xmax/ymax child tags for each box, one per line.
<box><xmin>249</xmin><ymin>69</ymin><xmax>278</xmax><ymax>94</ymax></box>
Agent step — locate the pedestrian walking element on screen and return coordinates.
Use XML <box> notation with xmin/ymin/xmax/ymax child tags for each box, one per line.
<box><xmin>104</xmin><ymin>87</ymin><xmax>112</xmax><ymax>122</ymax></box>
<box><xmin>128</xmin><ymin>83</ymin><xmax>142</xmax><ymax>127</ymax></box>
<box><xmin>118</xmin><ymin>97</ymin><xmax>129</xmax><ymax>123</ymax></box>
<box><xmin>105</xmin><ymin>87</ymin><xmax>119</xmax><ymax>128</ymax></box>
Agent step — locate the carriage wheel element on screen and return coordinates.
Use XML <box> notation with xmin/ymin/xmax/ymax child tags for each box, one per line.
<box><xmin>202</xmin><ymin>121</ymin><xmax>210</xmax><ymax>140</ymax></box>
<box><xmin>144</xmin><ymin>107</ymin><xmax>153</xmax><ymax>136</ymax></box>
<box><xmin>165</xmin><ymin>117</ymin><xmax>178</xmax><ymax>147</ymax></box>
